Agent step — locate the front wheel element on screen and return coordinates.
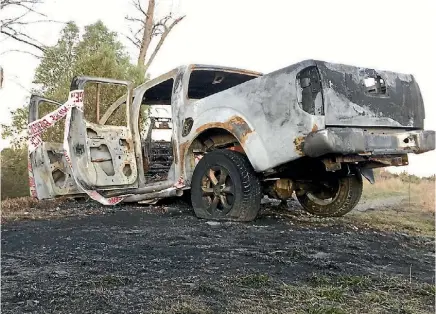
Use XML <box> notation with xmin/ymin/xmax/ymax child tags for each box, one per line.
<box><xmin>190</xmin><ymin>149</ymin><xmax>261</xmax><ymax>221</ymax></box>
<box><xmin>296</xmin><ymin>173</ymin><xmax>363</xmax><ymax>217</ymax></box>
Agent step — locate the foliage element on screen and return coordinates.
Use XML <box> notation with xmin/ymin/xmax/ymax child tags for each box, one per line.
<box><xmin>1</xmin><ymin>147</ymin><xmax>29</xmax><ymax>199</ymax></box>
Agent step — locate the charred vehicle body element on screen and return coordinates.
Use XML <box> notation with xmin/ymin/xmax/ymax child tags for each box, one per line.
<box><xmin>28</xmin><ymin>60</ymin><xmax>435</xmax><ymax>220</ymax></box>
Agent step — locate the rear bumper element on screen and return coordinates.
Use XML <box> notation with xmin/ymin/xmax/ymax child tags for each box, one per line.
<box><xmin>303</xmin><ymin>128</ymin><xmax>435</xmax><ymax>157</ymax></box>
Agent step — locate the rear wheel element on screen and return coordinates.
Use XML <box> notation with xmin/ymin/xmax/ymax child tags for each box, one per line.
<box><xmin>191</xmin><ymin>150</ymin><xmax>261</xmax><ymax>221</ymax></box>
<box><xmin>296</xmin><ymin>173</ymin><xmax>363</xmax><ymax>217</ymax></box>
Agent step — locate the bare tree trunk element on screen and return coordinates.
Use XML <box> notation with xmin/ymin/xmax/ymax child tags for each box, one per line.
<box><xmin>137</xmin><ymin>0</ymin><xmax>155</xmax><ymax>67</ymax></box>
<box><xmin>142</xmin><ymin>16</ymin><xmax>184</xmax><ymax>74</ymax></box>
<box><xmin>126</xmin><ymin>0</ymin><xmax>185</xmax><ymax>73</ymax></box>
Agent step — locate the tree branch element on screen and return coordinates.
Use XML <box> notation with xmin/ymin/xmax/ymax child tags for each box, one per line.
<box><xmin>0</xmin><ymin>49</ymin><xmax>41</xmax><ymax>58</ymax></box>
<box><xmin>143</xmin><ymin>15</ymin><xmax>185</xmax><ymax>73</ymax></box>
<box><xmin>14</xmin><ymin>2</ymin><xmax>47</xmax><ymax>17</ymax></box>
<box><xmin>1</xmin><ymin>0</ymin><xmax>53</xmax><ymax>53</ymax></box>
<box><xmin>131</xmin><ymin>0</ymin><xmax>147</xmax><ymax>17</ymax></box>
<box><xmin>125</xmin><ymin>35</ymin><xmax>141</xmax><ymax>48</ymax></box>
<box><xmin>0</xmin><ymin>29</ymin><xmax>46</xmax><ymax>52</ymax></box>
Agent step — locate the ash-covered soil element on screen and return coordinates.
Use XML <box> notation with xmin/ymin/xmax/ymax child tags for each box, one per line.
<box><xmin>1</xmin><ymin>199</ymin><xmax>434</xmax><ymax>313</ymax></box>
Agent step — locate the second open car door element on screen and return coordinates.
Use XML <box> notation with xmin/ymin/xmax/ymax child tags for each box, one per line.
<box><xmin>28</xmin><ymin>95</ymin><xmax>82</xmax><ymax>199</ymax></box>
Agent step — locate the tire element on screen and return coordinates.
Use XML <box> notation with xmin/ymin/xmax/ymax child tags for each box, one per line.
<box><xmin>296</xmin><ymin>173</ymin><xmax>363</xmax><ymax>217</ymax></box>
<box><xmin>190</xmin><ymin>149</ymin><xmax>261</xmax><ymax>221</ymax></box>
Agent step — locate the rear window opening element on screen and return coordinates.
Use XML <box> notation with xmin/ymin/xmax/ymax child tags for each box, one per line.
<box><xmin>296</xmin><ymin>66</ymin><xmax>324</xmax><ymax>115</ymax></box>
<box><xmin>142</xmin><ymin>78</ymin><xmax>174</xmax><ymax>105</ymax></box>
<box><xmin>188</xmin><ymin>70</ymin><xmax>258</xmax><ymax>99</ymax></box>
<box><xmin>364</xmin><ymin>76</ymin><xmax>386</xmax><ymax>95</ymax></box>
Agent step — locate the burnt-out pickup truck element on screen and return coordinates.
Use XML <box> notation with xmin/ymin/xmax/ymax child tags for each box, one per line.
<box><xmin>28</xmin><ymin>60</ymin><xmax>435</xmax><ymax>221</ymax></box>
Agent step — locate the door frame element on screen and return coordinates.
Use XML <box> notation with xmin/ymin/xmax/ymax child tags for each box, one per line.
<box><xmin>65</xmin><ymin>76</ymin><xmax>138</xmax><ymax>191</ymax></box>
<box><xmin>28</xmin><ymin>95</ymin><xmax>82</xmax><ymax>199</ymax></box>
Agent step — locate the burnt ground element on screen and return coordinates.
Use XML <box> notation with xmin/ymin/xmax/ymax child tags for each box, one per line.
<box><xmin>1</xmin><ymin>199</ymin><xmax>435</xmax><ymax>314</ymax></box>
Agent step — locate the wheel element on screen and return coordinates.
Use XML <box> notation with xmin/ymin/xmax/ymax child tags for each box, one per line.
<box><xmin>190</xmin><ymin>149</ymin><xmax>261</xmax><ymax>221</ymax></box>
<box><xmin>296</xmin><ymin>173</ymin><xmax>363</xmax><ymax>217</ymax></box>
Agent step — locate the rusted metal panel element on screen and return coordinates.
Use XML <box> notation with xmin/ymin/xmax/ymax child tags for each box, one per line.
<box><xmin>322</xmin><ymin>154</ymin><xmax>409</xmax><ymax>172</ymax></box>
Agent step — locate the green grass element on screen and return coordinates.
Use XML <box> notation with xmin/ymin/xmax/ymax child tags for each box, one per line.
<box><xmin>236</xmin><ymin>273</ymin><xmax>270</xmax><ymax>288</ymax></box>
<box><xmin>279</xmin><ymin>274</ymin><xmax>435</xmax><ymax>314</ymax></box>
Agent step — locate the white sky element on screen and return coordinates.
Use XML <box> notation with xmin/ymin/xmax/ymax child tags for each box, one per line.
<box><xmin>0</xmin><ymin>0</ymin><xmax>435</xmax><ymax>176</ymax></box>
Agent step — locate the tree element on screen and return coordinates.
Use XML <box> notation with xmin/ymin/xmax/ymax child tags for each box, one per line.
<box><xmin>33</xmin><ymin>22</ymin><xmax>80</xmax><ymax>101</ymax></box>
<box><xmin>126</xmin><ymin>0</ymin><xmax>185</xmax><ymax>72</ymax></box>
<box><xmin>1</xmin><ymin>20</ymin><xmax>145</xmax><ymax>147</ymax></box>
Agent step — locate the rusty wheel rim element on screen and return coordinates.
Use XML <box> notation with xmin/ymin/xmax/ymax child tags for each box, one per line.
<box><xmin>201</xmin><ymin>166</ymin><xmax>235</xmax><ymax>215</ymax></box>
<box><xmin>306</xmin><ymin>179</ymin><xmax>340</xmax><ymax>205</ymax></box>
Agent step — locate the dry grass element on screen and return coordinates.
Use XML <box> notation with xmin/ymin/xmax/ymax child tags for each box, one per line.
<box><xmin>1</xmin><ymin>196</ymin><xmax>40</xmax><ymax>212</ymax></box>
<box><xmin>349</xmin><ymin>174</ymin><xmax>435</xmax><ymax>236</ymax></box>
<box><xmin>347</xmin><ymin>209</ymin><xmax>435</xmax><ymax>237</ymax></box>
<box><xmin>0</xmin><ymin>196</ymin><xmax>95</xmax><ymax>222</ymax></box>
<box><xmin>262</xmin><ymin>175</ymin><xmax>435</xmax><ymax>236</ymax></box>
<box><xmin>150</xmin><ymin>274</ymin><xmax>435</xmax><ymax>314</ymax></box>
<box><xmin>1</xmin><ymin>196</ymin><xmax>59</xmax><ymax>221</ymax></box>
<box><xmin>362</xmin><ymin>177</ymin><xmax>435</xmax><ymax>213</ymax></box>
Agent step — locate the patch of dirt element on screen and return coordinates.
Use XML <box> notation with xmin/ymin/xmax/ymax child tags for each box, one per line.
<box><xmin>1</xmin><ymin>199</ymin><xmax>434</xmax><ymax>313</ymax></box>
<box><xmin>356</xmin><ymin>196</ymin><xmax>406</xmax><ymax>211</ymax></box>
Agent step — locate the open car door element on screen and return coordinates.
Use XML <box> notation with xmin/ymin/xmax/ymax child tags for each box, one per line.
<box><xmin>65</xmin><ymin>77</ymin><xmax>139</xmax><ymax>194</ymax></box>
<box><xmin>28</xmin><ymin>95</ymin><xmax>81</xmax><ymax>199</ymax></box>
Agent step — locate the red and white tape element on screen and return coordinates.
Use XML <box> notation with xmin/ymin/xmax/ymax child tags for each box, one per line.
<box><xmin>28</xmin><ymin>90</ymin><xmax>124</xmax><ymax>205</ymax></box>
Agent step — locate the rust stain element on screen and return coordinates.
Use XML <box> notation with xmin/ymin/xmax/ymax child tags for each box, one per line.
<box><xmin>195</xmin><ymin>115</ymin><xmax>253</xmax><ymax>145</ymax></box>
<box><xmin>178</xmin><ymin>116</ymin><xmax>253</xmax><ymax>175</ymax></box>
<box><xmin>239</xmin><ymin>131</ymin><xmax>252</xmax><ymax>146</ymax></box>
<box><xmin>178</xmin><ymin>141</ymin><xmax>190</xmax><ymax>174</ymax></box>
<box><xmin>227</xmin><ymin>115</ymin><xmax>246</xmax><ymax>126</ymax></box>
<box><xmin>92</xmin><ymin>158</ymin><xmax>107</xmax><ymax>162</ymax></box>
<box><xmin>312</xmin><ymin>124</ymin><xmax>319</xmax><ymax>132</ymax></box>
<box><xmin>293</xmin><ymin>136</ymin><xmax>305</xmax><ymax>156</ymax></box>
<box><xmin>227</xmin><ymin>145</ymin><xmax>244</xmax><ymax>153</ymax></box>
<box><xmin>120</xmin><ymin>138</ymin><xmax>134</xmax><ymax>152</ymax></box>
<box><xmin>172</xmin><ymin>139</ymin><xmax>178</xmax><ymax>164</ymax></box>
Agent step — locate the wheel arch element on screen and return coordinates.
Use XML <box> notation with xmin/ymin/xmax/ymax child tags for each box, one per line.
<box><xmin>180</xmin><ymin>124</ymin><xmax>268</xmax><ymax>185</ymax></box>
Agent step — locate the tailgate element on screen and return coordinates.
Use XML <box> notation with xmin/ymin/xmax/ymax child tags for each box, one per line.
<box><xmin>315</xmin><ymin>61</ymin><xmax>425</xmax><ymax>129</ymax></box>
